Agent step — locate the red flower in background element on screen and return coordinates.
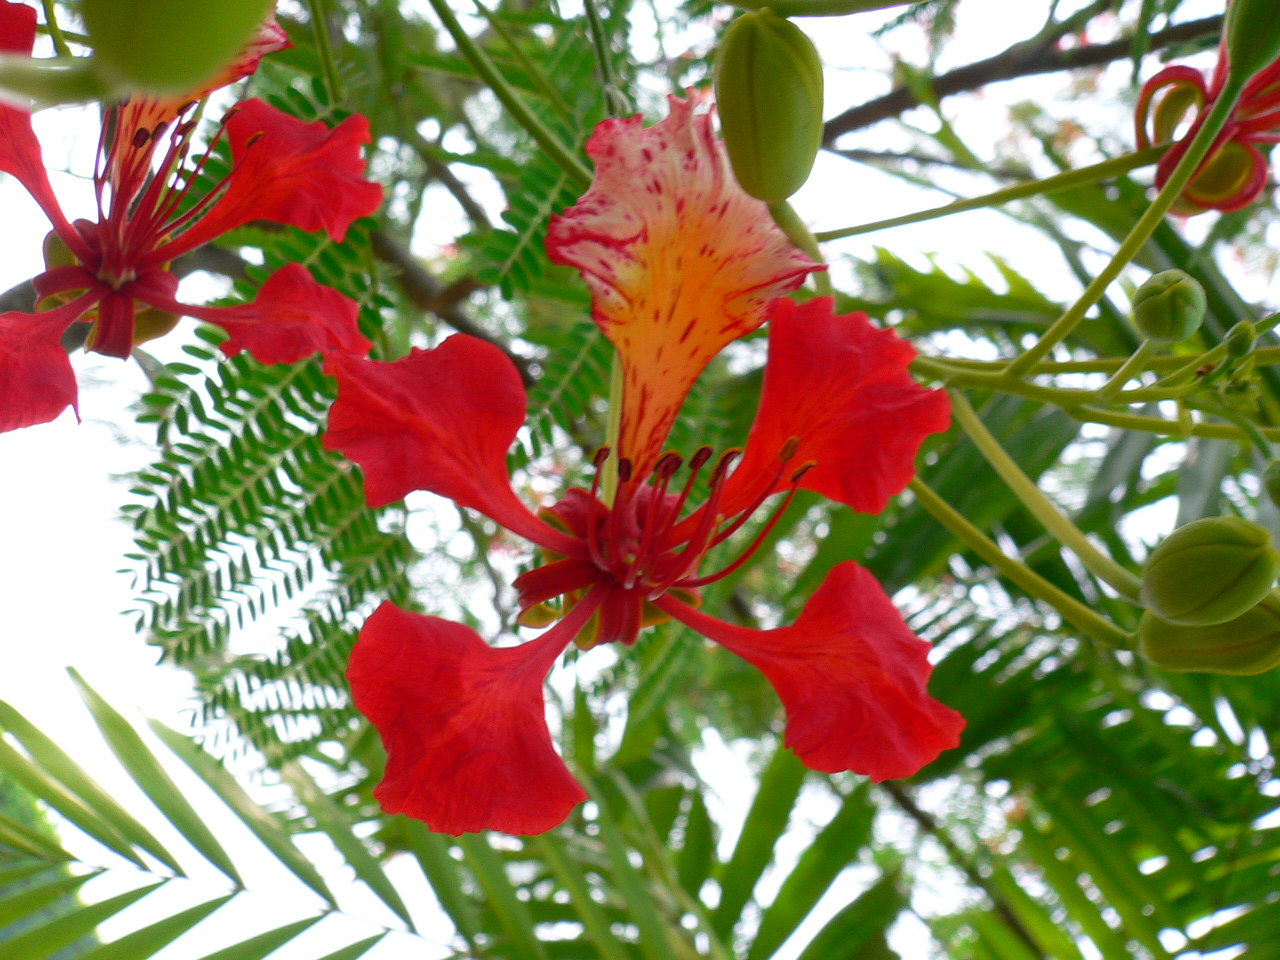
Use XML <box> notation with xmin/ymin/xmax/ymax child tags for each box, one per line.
<box><xmin>0</xmin><ymin>1</ymin><xmax>383</xmax><ymax>433</ymax></box>
<box><xmin>325</xmin><ymin>98</ymin><xmax>963</xmax><ymax>837</ymax></box>
<box><xmin>1136</xmin><ymin>33</ymin><xmax>1280</xmax><ymax>214</ymax></box>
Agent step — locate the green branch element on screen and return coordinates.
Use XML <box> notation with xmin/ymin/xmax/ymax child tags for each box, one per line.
<box><xmin>1005</xmin><ymin>78</ymin><xmax>1247</xmax><ymax>378</ymax></box>
<box><xmin>426</xmin><ymin>0</ymin><xmax>594</xmax><ymax>191</ymax></box>
<box><xmin>909</xmin><ymin>478</ymin><xmax>1132</xmax><ymax>648</ymax></box>
<box><xmin>816</xmin><ymin>146</ymin><xmax>1167</xmax><ymax>242</ymax></box>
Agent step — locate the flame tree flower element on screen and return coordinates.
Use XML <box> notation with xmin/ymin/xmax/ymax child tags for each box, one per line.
<box><xmin>324</xmin><ymin>97</ymin><xmax>964</xmax><ymax>836</ymax></box>
<box><xmin>0</xmin><ymin>1</ymin><xmax>383</xmax><ymax>432</ymax></box>
<box><xmin>1136</xmin><ymin>32</ymin><xmax>1280</xmax><ymax>214</ymax></box>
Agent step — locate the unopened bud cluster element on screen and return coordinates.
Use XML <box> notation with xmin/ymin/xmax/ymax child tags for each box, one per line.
<box><xmin>1139</xmin><ymin>515</ymin><xmax>1280</xmax><ymax>674</ymax></box>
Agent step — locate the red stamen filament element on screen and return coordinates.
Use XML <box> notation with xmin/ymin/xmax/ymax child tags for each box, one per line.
<box><xmin>646</xmin><ymin>450</ymin><xmax>739</xmax><ymax>597</ymax></box>
<box><xmin>677</xmin><ymin>464</ymin><xmax>814</xmax><ymax>589</ymax></box>
<box><xmin>626</xmin><ymin>452</ymin><xmax>683</xmax><ymax>589</ymax></box>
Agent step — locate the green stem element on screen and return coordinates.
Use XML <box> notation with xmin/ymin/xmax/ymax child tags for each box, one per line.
<box><xmin>40</xmin><ymin>0</ymin><xmax>69</xmax><ymax>58</ymax></box>
<box><xmin>472</xmin><ymin>0</ymin><xmax>575</xmax><ymax>125</ymax></box>
<box><xmin>815</xmin><ymin>146</ymin><xmax>1167</xmax><ymax>242</ymax></box>
<box><xmin>768</xmin><ymin>201</ymin><xmax>834</xmax><ymax>296</ymax></box>
<box><xmin>308</xmin><ymin>0</ymin><xmax>343</xmax><ymax>105</ymax></box>
<box><xmin>1005</xmin><ymin>77</ymin><xmax>1247</xmax><ymax>379</ymax></box>
<box><xmin>601</xmin><ymin>356</ymin><xmax>624</xmax><ymax>507</ymax></box>
<box><xmin>426</xmin><ymin>0</ymin><xmax>594</xmax><ymax>191</ymax></box>
<box><xmin>1072</xmin><ymin>404</ymin><xmax>1280</xmax><ymax>444</ymax></box>
<box><xmin>1094</xmin><ymin>339</ymin><xmax>1159</xmax><ymax>404</ymax></box>
<box><xmin>728</xmin><ymin>0</ymin><xmax>910</xmax><ymax>15</ymax></box>
<box><xmin>950</xmin><ymin>391</ymin><xmax>1142</xmax><ymax>600</ymax></box>
<box><xmin>917</xmin><ymin>347</ymin><xmax>1280</xmax><ymax>378</ymax></box>
<box><xmin>909</xmin><ymin>479</ymin><xmax>1132</xmax><ymax>648</ymax></box>
<box><xmin>1199</xmin><ymin>399</ymin><xmax>1273</xmax><ymax>460</ymax></box>
<box><xmin>582</xmin><ymin>0</ymin><xmax>628</xmax><ymax>116</ymax></box>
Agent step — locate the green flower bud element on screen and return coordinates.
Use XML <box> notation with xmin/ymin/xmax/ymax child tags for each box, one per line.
<box><xmin>714</xmin><ymin>10</ymin><xmax>824</xmax><ymax>203</ymax></box>
<box><xmin>1139</xmin><ymin>595</ymin><xmax>1280</xmax><ymax>675</ymax></box>
<box><xmin>1132</xmin><ymin>270</ymin><xmax>1206</xmax><ymax>343</ymax></box>
<box><xmin>1265</xmin><ymin>460</ymin><xmax>1280</xmax><ymax>509</ymax></box>
<box><xmin>1224</xmin><ymin>0</ymin><xmax>1280</xmax><ymax>86</ymax></box>
<box><xmin>1226</xmin><ymin>320</ymin><xmax>1257</xmax><ymax>358</ymax></box>
<box><xmin>83</xmin><ymin>0</ymin><xmax>274</xmax><ymax>96</ymax></box>
<box><xmin>1141</xmin><ymin>515</ymin><xmax>1280</xmax><ymax>625</ymax></box>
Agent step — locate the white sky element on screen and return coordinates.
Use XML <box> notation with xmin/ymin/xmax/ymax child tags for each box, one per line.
<box><xmin>0</xmin><ymin>1</ymin><xmax>1249</xmax><ymax>958</ymax></box>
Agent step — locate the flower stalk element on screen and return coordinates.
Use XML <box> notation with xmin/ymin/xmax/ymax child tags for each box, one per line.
<box><xmin>908</xmin><ymin>479</ymin><xmax>1132</xmax><ymax>649</ymax></box>
<box><xmin>815</xmin><ymin>145</ymin><xmax>1168</xmax><ymax>242</ymax></box>
<box><xmin>949</xmin><ymin>391</ymin><xmax>1143</xmax><ymax>601</ymax></box>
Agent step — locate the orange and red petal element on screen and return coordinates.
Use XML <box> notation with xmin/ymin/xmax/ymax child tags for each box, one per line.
<box><xmin>132</xmin><ymin>264</ymin><xmax>371</xmax><ymax>364</ymax></box>
<box><xmin>546</xmin><ymin>96</ymin><xmax>819</xmax><ymax>477</ymax></box>
<box><xmin>349</xmin><ymin>595</ymin><xmax>602</xmax><ymax>836</ymax></box>
<box><xmin>323</xmin><ymin>335</ymin><xmax>586</xmax><ymax>558</ymax></box>
<box><xmin>721</xmin><ymin>297</ymin><xmax>950</xmax><ymax>519</ymax></box>
<box><xmin>0</xmin><ymin>292</ymin><xmax>103</xmax><ymax>433</ymax></box>
<box><xmin>149</xmin><ymin>100</ymin><xmax>383</xmax><ymax>265</ymax></box>
<box><xmin>658</xmin><ymin>561</ymin><xmax>964</xmax><ymax>781</ymax></box>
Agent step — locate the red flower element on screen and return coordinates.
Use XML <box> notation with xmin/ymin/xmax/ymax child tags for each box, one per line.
<box><xmin>0</xmin><ymin>1</ymin><xmax>382</xmax><ymax>433</ymax></box>
<box><xmin>1136</xmin><ymin>33</ymin><xmax>1280</xmax><ymax>214</ymax></box>
<box><xmin>326</xmin><ymin>98</ymin><xmax>962</xmax><ymax>836</ymax></box>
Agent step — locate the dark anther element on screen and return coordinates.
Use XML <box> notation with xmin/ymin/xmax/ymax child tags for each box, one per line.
<box><xmin>131</xmin><ymin>128</ymin><xmax>151</xmax><ymax>149</ymax></box>
<box><xmin>710</xmin><ymin>448</ymin><xmax>741</xmax><ymax>483</ymax></box>
<box><xmin>245</xmin><ymin>131</ymin><xmax>266</xmax><ymax>149</ymax></box>
<box><xmin>617</xmin><ymin>458</ymin><xmax>633</xmax><ymax>482</ymax></box>
<box><xmin>655</xmin><ymin>451</ymin><xmax>683</xmax><ymax>479</ymax></box>
<box><xmin>688</xmin><ymin>446</ymin><xmax>714</xmax><ymax>472</ymax></box>
<box><xmin>790</xmin><ymin>461</ymin><xmax>817</xmax><ymax>483</ymax></box>
<box><xmin>778</xmin><ymin>436</ymin><xmax>801</xmax><ymax>462</ymax></box>
<box><xmin>592</xmin><ymin>446</ymin><xmax>611</xmax><ymax>469</ymax></box>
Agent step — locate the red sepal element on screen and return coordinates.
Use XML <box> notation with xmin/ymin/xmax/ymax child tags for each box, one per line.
<box><xmin>349</xmin><ymin>592</ymin><xmax>604</xmax><ymax>835</ymax></box>
<box><xmin>323</xmin><ymin>335</ymin><xmax>586</xmax><ymax>559</ymax></box>
<box><xmin>131</xmin><ymin>264</ymin><xmax>371</xmax><ymax>364</ymax></box>
<box><xmin>658</xmin><ymin>561</ymin><xmax>964</xmax><ymax>781</ymax></box>
<box><xmin>149</xmin><ymin>100</ymin><xmax>383</xmax><ymax>265</ymax></box>
<box><xmin>0</xmin><ymin>291</ymin><xmax>103</xmax><ymax>433</ymax></box>
<box><xmin>720</xmin><ymin>298</ymin><xmax>950</xmax><ymax>518</ymax></box>
<box><xmin>88</xmin><ymin>291</ymin><xmax>137</xmax><ymax>359</ymax></box>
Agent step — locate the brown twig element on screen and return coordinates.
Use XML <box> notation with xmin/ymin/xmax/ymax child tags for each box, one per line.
<box><xmin>368</xmin><ymin>229</ymin><xmax>533</xmax><ymax>385</ymax></box>
<box><xmin>823</xmin><ymin>15</ymin><xmax>1223</xmax><ymax>145</ymax></box>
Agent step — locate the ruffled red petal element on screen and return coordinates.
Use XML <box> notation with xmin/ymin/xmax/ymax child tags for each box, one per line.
<box><xmin>149</xmin><ymin>100</ymin><xmax>382</xmax><ymax>265</ymax></box>
<box><xmin>130</xmin><ymin>264</ymin><xmax>371</xmax><ymax>364</ymax></box>
<box><xmin>546</xmin><ymin>96</ymin><xmax>819</xmax><ymax>478</ymax></box>
<box><xmin>323</xmin><ymin>335</ymin><xmax>586</xmax><ymax>559</ymax></box>
<box><xmin>657</xmin><ymin>561</ymin><xmax>964</xmax><ymax>781</ymax></box>
<box><xmin>349</xmin><ymin>592</ymin><xmax>604</xmax><ymax>835</ymax></box>
<box><xmin>0</xmin><ymin>291</ymin><xmax>103</xmax><ymax>433</ymax></box>
<box><xmin>721</xmin><ymin>297</ymin><xmax>950</xmax><ymax>518</ymax></box>
<box><xmin>0</xmin><ymin>2</ymin><xmax>79</xmax><ymax>247</ymax></box>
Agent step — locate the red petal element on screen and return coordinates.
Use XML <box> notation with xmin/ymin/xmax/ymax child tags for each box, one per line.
<box><xmin>323</xmin><ymin>335</ymin><xmax>587</xmax><ymax>558</ymax></box>
<box><xmin>546</xmin><ymin>96</ymin><xmax>819</xmax><ymax>478</ymax></box>
<box><xmin>0</xmin><ymin>2</ymin><xmax>80</xmax><ymax>247</ymax></box>
<box><xmin>0</xmin><ymin>291</ymin><xmax>102</xmax><ymax>433</ymax></box>
<box><xmin>722</xmin><ymin>297</ymin><xmax>951</xmax><ymax>517</ymax></box>
<box><xmin>131</xmin><ymin>264</ymin><xmax>371</xmax><ymax>363</ymax></box>
<box><xmin>349</xmin><ymin>591</ymin><xmax>604</xmax><ymax>835</ymax></box>
<box><xmin>658</xmin><ymin>561</ymin><xmax>964</xmax><ymax>781</ymax></box>
<box><xmin>150</xmin><ymin>100</ymin><xmax>382</xmax><ymax>264</ymax></box>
